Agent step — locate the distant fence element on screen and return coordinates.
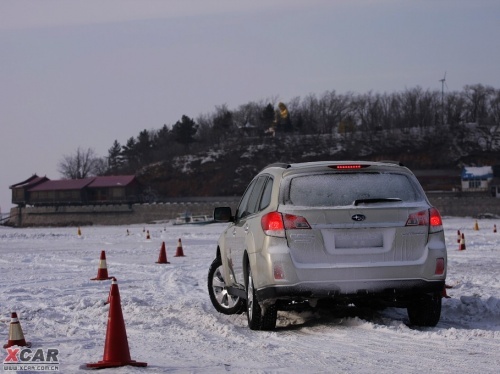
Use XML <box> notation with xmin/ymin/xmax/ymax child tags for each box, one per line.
<box><xmin>5</xmin><ymin>193</ymin><xmax>500</xmax><ymax>227</ymax></box>
<box><xmin>427</xmin><ymin>191</ymin><xmax>500</xmax><ymax>217</ymax></box>
<box><xmin>7</xmin><ymin>197</ymin><xmax>240</xmax><ymax>227</ymax></box>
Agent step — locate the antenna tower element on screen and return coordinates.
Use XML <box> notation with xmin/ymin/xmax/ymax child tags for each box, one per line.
<box><xmin>439</xmin><ymin>72</ymin><xmax>447</xmax><ymax>125</ymax></box>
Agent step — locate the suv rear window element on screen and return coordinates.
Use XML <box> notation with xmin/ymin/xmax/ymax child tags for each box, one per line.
<box><xmin>285</xmin><ymin>172</ymin><xmax>423</xmax><ymax>207</ymax></box>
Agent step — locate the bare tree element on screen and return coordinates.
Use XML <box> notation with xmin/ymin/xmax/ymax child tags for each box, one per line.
<box><xmin>463</xmin><ymin>84</ymin><xmax>495</xmax><ymax>124</ymax></box>
<box><xmin>58</xmin><ymin>147</ymin><xmax>101</xmax><ymax>179</ymax></box>
<box><xmin>316</xmin><ymin>90</ymin><xmax>353</xmax><ymax>135</ymax></box>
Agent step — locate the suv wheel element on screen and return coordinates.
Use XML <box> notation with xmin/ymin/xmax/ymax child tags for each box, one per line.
<box><xmin>246</xmin><ymin>264</ymin><xmax>277</xmax><ymax>330</ymax></box>
<box><xmin>407</xmin><ymin>292</ymin><xmax>442</xmax><ymax>327</ymax></box>
<box><xmin>208</xmin><ymin>257</ymin><xmax>244</xmax><ymax>315</ymax></box>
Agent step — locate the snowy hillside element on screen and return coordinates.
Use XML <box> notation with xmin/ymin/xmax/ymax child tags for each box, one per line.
<box><xmin>137</xmin><ymin>126</ymin><xmax>500</xmax><ymax>199</ymax></box>
<box><xmin>0</xmin><ymin>217</ymin><xmax>499</xmax><ymax>373</ymax></box>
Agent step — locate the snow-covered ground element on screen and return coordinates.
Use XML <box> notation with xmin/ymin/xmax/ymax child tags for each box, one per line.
<box><xmin>1</xmin><ymin>217</ymin><xmax>499</xmax><ymax>373</ymax></box>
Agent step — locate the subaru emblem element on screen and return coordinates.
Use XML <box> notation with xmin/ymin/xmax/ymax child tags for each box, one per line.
<box><xmin>352</xmin><ymin>214</ymin><xmax>366</xmax><ymax>222</ymax></box>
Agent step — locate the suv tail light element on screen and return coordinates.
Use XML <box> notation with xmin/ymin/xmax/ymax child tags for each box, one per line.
<box><xmin>261</xmin><ymin>212</ymin><xmax>285</xmax><ymax>237</ymax></box>
<box><xmin>429</xmin><ymin>207</ymin><xmax>443</xmax><ymax>233</ymax></box>
<box><xmin>261</xmin><ymin>212</ymin><xmax>311</xmax><ymax>237</ymax></box>
<box><xmin>283</xmin><ymin>214</ymin><xmax>311</xmax><ymax>230</ymax></box>
<box><xmin>405</xmin><ymin>207</ymin><xmax>443</xmax><ymax>233</ymax></box>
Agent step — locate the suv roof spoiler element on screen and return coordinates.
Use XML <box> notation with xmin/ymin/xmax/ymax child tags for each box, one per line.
<box><xmin>261</xmin><ymin>160</ymin><xmax>405</xmax><ymax>172</ymax></box>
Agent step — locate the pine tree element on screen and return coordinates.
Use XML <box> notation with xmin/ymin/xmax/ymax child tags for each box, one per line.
<box><xmin>107</xmin><ymin>140</ymin><xmax>123</xmax><ymax>174</ymax></box>
<box><xmin>172</xmin><ymin>115</ymin><xmax>198</xmax><ymax>149</ymax></box>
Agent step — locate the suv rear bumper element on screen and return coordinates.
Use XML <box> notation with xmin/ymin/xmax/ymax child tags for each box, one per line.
<box><xmin>256</xmin><ymin>279</ymin><xmax>445</xmax><ymax>305</ymax></box>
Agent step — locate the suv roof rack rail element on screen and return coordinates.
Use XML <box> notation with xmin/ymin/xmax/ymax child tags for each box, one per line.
<box><xmin>262</xmin><ymin>163</ymin><xmax>290</xmax><ymax>170</ymax></box>
<box><xmin>378</xmin><ymin>160</ymin><xmax>405</xmax><ymax>167</ymax></box>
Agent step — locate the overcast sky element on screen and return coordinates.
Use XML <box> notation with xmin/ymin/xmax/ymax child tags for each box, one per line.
<box><xmin>1</xmin><ymin>0</ymin><xmax>499</xmax><ymax>213</ymax></box>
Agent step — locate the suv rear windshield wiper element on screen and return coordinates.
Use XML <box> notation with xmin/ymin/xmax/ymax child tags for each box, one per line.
<box><xmin>353</xmin><ymin>198</ymin><xmax>402</xmax><ymax>206</ymax></box>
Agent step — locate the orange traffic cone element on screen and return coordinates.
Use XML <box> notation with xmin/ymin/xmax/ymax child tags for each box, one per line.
<box><xmin>457</xmin><ymin>230</ymin><xmax>461</xmax><ymax>243</ymax></box>
<box><xmin>78</xmin><ymin>227</ymin><xmax>82</xmax><ymax>237</ymax></box>
<box><xmin>459</xmin><ymin>233</ymin><xmax>466</xmax><ymax>251</ymax></box>
<box><xmin>474</xmin><ymin>220</ymin><xmax>479</xmax><ymax>231</ymax></box>
<box><xmin>3</xmin><ymin>312</ymin><xmax>31</xmax><ymax>348</ymax></box>
<box><xmin>91</xmin><ymin>250</ymin><xmax>112</xmax><ymax>281</ymax></box>
<box><xmin>174</xmin><ymin>238</ymin><xmax>185</xmax><ymax>257</ymax></box>
<box><xmin>156</xmin><ymin>242</ymin><xmax>170</xmax><ymax>264</ymax></box>
<box><xmin>87</xmin><ymin>278</ymin><xmax>147</xmax><ymax>369</ymax></box>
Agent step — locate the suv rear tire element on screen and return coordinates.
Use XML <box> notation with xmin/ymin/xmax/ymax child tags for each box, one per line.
<box><xmin>246</xmin><ymin>264</ymin><xmax>277</xmax><ymax>330</ymax></box>
<box><xmin>407</xmin><ymin>292</ymin><xmax>442</xmax><ymax>327</ymax></box>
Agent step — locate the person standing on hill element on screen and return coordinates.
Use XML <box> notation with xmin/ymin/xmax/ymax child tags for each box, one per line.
<box><xmin>270</xmin><ymin>102</ymin><xmax>292</xmax><ymax>136</ymax></box>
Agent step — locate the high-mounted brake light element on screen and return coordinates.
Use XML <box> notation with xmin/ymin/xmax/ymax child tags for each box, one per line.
<box><xmin>333</xmin><ymin>165</ymin><xmax>363</xmax><ymax>169</ymax></box>
<box><xmin>261</xmin><ymin>212</ymin><xmax>311</xmax><ymax>237</ymax></box>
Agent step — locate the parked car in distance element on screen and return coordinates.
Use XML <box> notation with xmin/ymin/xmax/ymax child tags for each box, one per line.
<box><xmin>208</xmin><ymin>161</ymin><xmax>447</xmax><ymax>330</ymax></box>
<box><xmin>476</xmin><ymin>213</ymin><xmax>499</xmax><ymax>219</ymax></box>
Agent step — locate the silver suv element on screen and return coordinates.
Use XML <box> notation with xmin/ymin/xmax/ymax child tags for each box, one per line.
<box><xmin>208</xmin><ymin>161</ymin><xmax>447</xmax><ymax>330</ymax></box>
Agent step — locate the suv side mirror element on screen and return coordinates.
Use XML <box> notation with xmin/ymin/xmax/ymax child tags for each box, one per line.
<box><xmin>214</xmin><ymin>207</ymin><xmax>233</xmax><ymax>222</ymax></box>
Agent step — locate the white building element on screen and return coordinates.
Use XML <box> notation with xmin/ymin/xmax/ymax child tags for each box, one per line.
<box><xmin>461</xmin><ymin>166</ymin><xmax>493</xmax><ymax>191</ymax></box>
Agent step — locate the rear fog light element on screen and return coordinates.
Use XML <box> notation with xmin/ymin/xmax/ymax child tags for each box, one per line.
<box><xmin>273</xmin><ymin>263</ymin><xmax>285</xmax><ymax>280</ymax></box>
<box><xmin>435</xmin><ymin>258</ymin><xmax>445</xmax><ymax>275</ymax></box>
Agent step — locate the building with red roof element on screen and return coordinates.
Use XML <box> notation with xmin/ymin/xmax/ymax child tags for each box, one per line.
<box><xmin>10</xmin><ymin>175</ymin><xmax>140</xmax><ymax>206</ymax></box>
<box><xmin>10</xmin><ymin>174</ymin><xmax>50</xmax><ymax>207</ymax></box>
